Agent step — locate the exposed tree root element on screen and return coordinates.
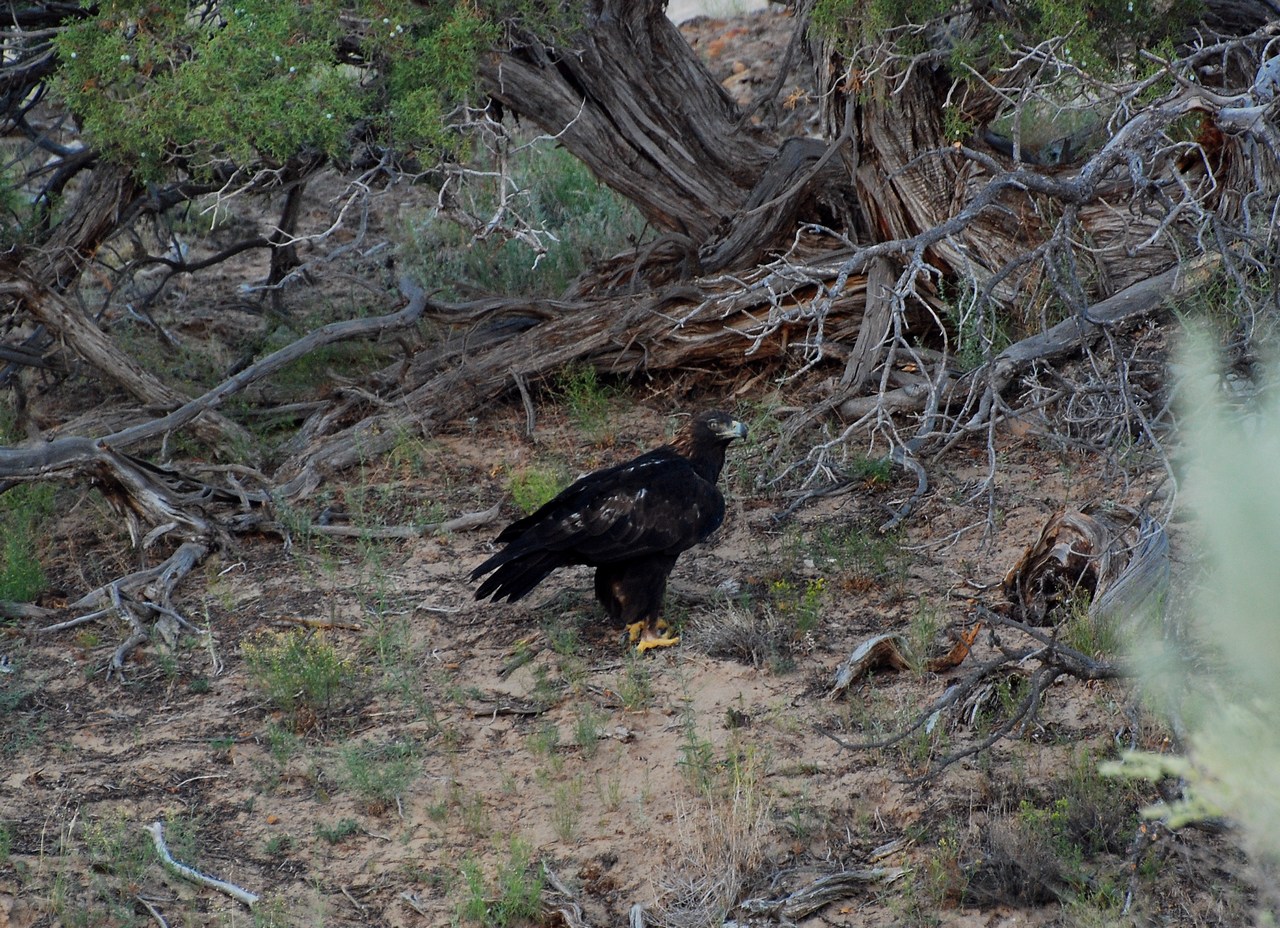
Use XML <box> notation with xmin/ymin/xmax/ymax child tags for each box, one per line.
<box><xmin>0</xmin><ymin>278</ymin><xmax>448</xmax><ymax>666</ymax></box>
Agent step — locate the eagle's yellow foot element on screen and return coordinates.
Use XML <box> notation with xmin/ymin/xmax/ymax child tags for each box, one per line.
<box><xmin>629</xmin><ymin>619</ymin><xmax>678</xmax><ymax>653</ymax></box>
<box><xmin>635</xmin><ymin>631</ymin><xmax>680</xmax><ymax>653</ymax></box>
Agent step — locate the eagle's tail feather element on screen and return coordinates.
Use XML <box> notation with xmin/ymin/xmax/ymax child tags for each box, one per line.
<box><xmin>472</xmin><ymin>548</ymin><xmax>563</xmax><ymax>602</ymax></box>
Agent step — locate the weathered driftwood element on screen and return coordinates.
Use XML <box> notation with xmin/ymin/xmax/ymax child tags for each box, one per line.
<box><xmin>837</xmin><ymin>253</ymin><xmax>1223</xmax><ymax>423</ymax></box>
<box><xmin>0</xmin><ymin>279</ymin><xmax>434</xmax><ymax>663</ymax></box>
<box><xmin>736</xmin><ymin>866</ymin><xmax>908</xmax><ymax>920</ymax></box>
<box><xmin>273</xmin><ymin>268</ymin><xmax>872</xmax><ymax>496</ymax></box>
<box><xmin>1003</xmin><ymin>504</ymin><xmax>1171</xmax><ymax>628</ymax></box>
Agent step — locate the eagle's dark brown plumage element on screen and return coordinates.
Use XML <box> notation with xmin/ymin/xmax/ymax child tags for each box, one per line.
<box><xmin>471</xmin><ymin>410</ymin><xmax>748</xmax><ymax>651</ymax></box>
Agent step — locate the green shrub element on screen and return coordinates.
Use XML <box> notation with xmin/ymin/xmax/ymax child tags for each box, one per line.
<box><xmin>338</xmin><ymin>738</ymin><xmax>421</xmax><ymax>813</ymax></box>
<box><xmin>241</xmin><ymin>629</ymin><xmax>357</xmax><ymax>727</ymax></box>
<box><xmin>0</xmin><ymin>484</ymin><xmax>55</xmax><ymax>602</ymax></box>
<box><xmin>399</xmin><ymin>141</ymin><xmax>646</xmax><ymax>299</ymax></box>
<box><xmin>555</xmin><ymin>363</ymin><xmax>616</xmax><ymax>437</ymax></box>
<box><xmin>53</xmin><ymin>1</ymin><xmax>497</xmax><ymax>180</ymax></box>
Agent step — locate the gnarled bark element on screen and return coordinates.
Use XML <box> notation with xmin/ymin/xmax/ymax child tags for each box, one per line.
<box><xmin>479</xmin><ymin>0</ymin><xmax>861</xmax><ymax>275</ymax></box>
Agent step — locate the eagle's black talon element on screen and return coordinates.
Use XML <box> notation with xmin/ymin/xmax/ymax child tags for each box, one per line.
<box><xmin>471</xmin><ymin>410</ymin><xmax>748</xmax><ymax>653</ymax></box>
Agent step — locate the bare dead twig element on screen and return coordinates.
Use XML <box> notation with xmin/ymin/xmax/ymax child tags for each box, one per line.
<box><xmin>305</xmin><ymin>503</ymin><xmax>502</xmax><ymax>539</ymax></box>
<box><xmin>823</xmin><ymin>606</ymin><xmax>1131</xmax><ymax>782</ymax></box>
<box><xmin>144</xmin><ymin>821</ymin><xmax>259</xmax><ymax>907</ymax></box>
<box><xmin>543</xmin><ymin>864</ymin><xmax>594</xmax><ymax>928</ymax></box>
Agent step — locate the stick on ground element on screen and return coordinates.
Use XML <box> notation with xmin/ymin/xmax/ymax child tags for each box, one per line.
<box><xmin>145</xmin><ymin>821</ymin><xmax>259</xmax><ymax>908</ymax></box>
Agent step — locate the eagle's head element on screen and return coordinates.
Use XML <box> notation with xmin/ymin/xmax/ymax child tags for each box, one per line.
<box><xmin>695</xmin><ymin>409</ymin><xmax>749</xmax><ymax>444</ymax></box>
<box><xmin>672</xmin><ymin>410</ymin><xmax>748</xmax><ymax>469</ymax></box>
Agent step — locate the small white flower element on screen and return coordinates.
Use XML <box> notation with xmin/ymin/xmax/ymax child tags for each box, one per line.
<box><xmin>289</xmin><ymin>66</ymin><xmax>296</xmax><ymax>73</ymax></box>
<box><xmin>120</xmin><ymin>54</ymin><xmax>130</xmax><ymax>62</ymax></box>
<box><xmin>383</xmin><ymin>17</ymin><xmax>390</xmax><ymax>23</ymax></box>
<box><xmin>274</xmin><ymin>55</ymin><xmax>281</xmax><ymax>63</ymax></box>
<box><xmin>69</xmin><ymin>51</ymin><xmax>77</xmax><ymax>59</ymax></box>
<box><xmin>325</xmin><ymin>112</ymin><xmax>333</xmax><ymax>119</ymax></box>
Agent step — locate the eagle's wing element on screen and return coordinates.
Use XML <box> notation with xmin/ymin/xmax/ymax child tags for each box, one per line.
<box><xmin>508</xmin><ymin>452</ymin><xmax>725</xmax><ymax>562</ymax></box>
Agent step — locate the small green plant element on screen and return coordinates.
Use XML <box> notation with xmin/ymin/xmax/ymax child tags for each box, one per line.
<box><xmin>677</xmin><ymin>717</ymin><xmax>718</xmax><ymax>794</ymax></box>
<box><xmin>263</xmin><ymin>721</ymin><xmax>300</xmax><ymax>764</ymax></box>
<box><xmin>772</xmin><ymin>577</ymin><xmax>825</xmax><ymax>638</ymax></box>
<box><xmin>241</xmin><ymin>628</ymin><xmax>357</xmax><ymax>729</ymax></box>
<box><xmin>527</xmin><ymin>663</ymin><xmax>563</xmax><ymax>713</ymax></box>
<box><xmin>315</xmin><ymin>818</ymin><xmax>361</xmax><ymax>844</ymax></box>
<box><xmin>365</xmin><ymin>614</ymin><xmax>438</xmax><ymax>722</ymax></box>
<box><xmin>1060</xmin><ymin>588</ymin><xmax>1122</xmax><ymax>657</ymax></box>
<box><xmin>458</xmin><ymin>857</ymin><xmax>491</xmax><ymax>924</ymax></box>
<box><xmin>0</xmin><ymin>483</ymin><xmax>55</xmax><ymax>602</ymax></box>
<box><xmin>263</xmin><ymin>833</ymin><xmax>293</xmax><ymax>857</ymax></box>
<box><xmin>83</xmin><ymin>811</ymin><xmax>154</xmax><ymax>885</ymax></box>
<box><xmin>551</xmin><ymin>778</ymin><xmax>583</xmax><ymax>842</ymax></box>
<box><xmin>338</xmin><ymin>738</ymin><xmax>420</xmax><ymax>813</ymax></box>
<box><xmin>573</xmin><ymin>703</ymin><xmax>605</xmax><ymax>758</ymax></box>
<box><xmin>507</xmin><ymin>466</ymin><xmax>568</xmax><ymax>515</ymax></box>
<box><xmin>906</xmin><ymin>601</ymin><xmax>945</xmax><ymax>674</ymax></box>
<box><xmin>596</xmin><ymin>772</ymin><xmax>624</xmax><ymax>812</ymax></box>
<box><xmin>616</xmin><ymin>651</ymin><xmax>654</xmax><ymax>709</ymax></box>
<box><xmin>805</xmin><ymin>521</ymin><xmax>905</xmax><ymax>592</ymax></box>
<box><xmin>892</xmin><ymin>719</ymin><xmax>946</xmax><ymax>772</ymax></box>
<box><xmin>894</xmin><ymin>833</ymin><xmax>965</xmax><ymax>926</ymax></box>
<box><xmin>455</xmin><ymin>837</ymin><xmax>545</xmax><ymax>927</ymax></box>
<box><xmin>556</xmin><ymin>363</ymin><xmax>615</xmax><ymax>438</ymax></box>
<box><xmin>528</xmin><ymin>719</ymin><xmax>561</xmax><ymax>758</ymax></box>
<box><xmin>695</xmin><ymin>580</ymin><xmax>823</xmax><ymax>671</ymax></box>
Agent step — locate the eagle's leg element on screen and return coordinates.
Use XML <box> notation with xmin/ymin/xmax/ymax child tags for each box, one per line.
<box><xmin>627</xmin><ymin>619</ymin><xmax>670</xmax><ymax>640</ymax></box>
<box><xmin>604</xmin><ymin>559</ymin><xmax>679</xmax><ymax>652</ymax></box>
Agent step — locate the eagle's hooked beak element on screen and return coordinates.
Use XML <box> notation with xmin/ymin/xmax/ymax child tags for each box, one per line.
<box><xmin>717</xmin><ymin>418</ymin><xmax>748</xmax><ymax>441</ymax></box>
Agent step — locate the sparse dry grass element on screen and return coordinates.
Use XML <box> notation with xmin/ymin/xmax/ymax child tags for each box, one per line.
<box><xmin>650</xmin><ymin>753</ymin><xmax>773</xmax><ymax>928</ymax></box>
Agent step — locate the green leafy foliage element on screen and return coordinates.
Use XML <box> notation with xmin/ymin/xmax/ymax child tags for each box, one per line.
<box><xmin>53</xmin><ymin>1</ymin><xmax>499</xmax><ymax>179</ymax></box>
<box><xmin>315</xmin><ymin>817</ymin><xmax>362</xmax><ymax>844</ymax></box>
<box><xmin>0</xmin><ymin>484</ymin><xmax>55</xmax><ymax>603</ymax></box>
<box><xmin>399</xmin><ymin>142</ymin><xmax>646</xmax><ymax>299</ymax></box>
<box><xmin>338</xmin><ymin>738</ymin><xmax>421</xmax><ymax>812</ymax></box>
<box><xmin>555</xmin><ymin>362</ymin><xmax>616</xmax><ymax>437</ymax></box>
<box><xmin>241</xmin><ymin>628</ymin><xmax>357</xmax><ymax>727</ymax></box>
<box><xmin>1114</xmin><ymin>339</ymin><xmax>1280</xmax><ymax>867</ymax></box>
<box><xmin>810</xmin><ymin>0</ymin><xmax>1202</xmax><ymax>78</ymax></box>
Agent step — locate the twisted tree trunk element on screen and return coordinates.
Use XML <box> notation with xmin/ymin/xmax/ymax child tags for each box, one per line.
<box><xmin>479</xmin><ymin>0</ymin><xmax>862</xmax><ymax>276</ymax></box>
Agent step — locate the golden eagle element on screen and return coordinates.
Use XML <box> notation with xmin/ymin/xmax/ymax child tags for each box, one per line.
<box><xmin>471</xmin><ymin>410</ymin><xmax>748</xmax><ymax>651</ymax></box>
